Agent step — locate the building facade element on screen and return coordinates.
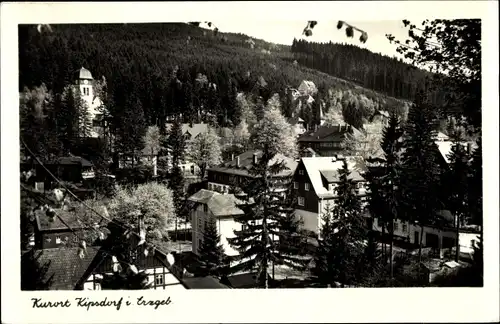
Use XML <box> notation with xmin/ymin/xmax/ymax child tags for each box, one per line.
<box><xmin>188</xmin><ymin>189</ymin><xmax>246</xmax><ymax>257</ymax></box>
<box><xmin>298</xmin><ymin>124</ymin><xmax>356</xmax><ymax>157</ymax></box>
<box><xmin>207</xmin><ymin>150</ymin><xmax>298</xmax><ymax>195</ymax></box>
<box><xmin>292</xmin><ymin>156</ymin><xmax>369</xmax><ymax>235</ymax></box>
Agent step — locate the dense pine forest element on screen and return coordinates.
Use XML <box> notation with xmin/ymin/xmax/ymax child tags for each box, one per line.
<box><xmin>291</xmin><ymin>38</ymin><xmax>433</xmax><ymax>101</ymax></box>
<box><xmin>19</xmin><ymin>23</ymin><xmax>414</xmax><ymax>128</ymax></box>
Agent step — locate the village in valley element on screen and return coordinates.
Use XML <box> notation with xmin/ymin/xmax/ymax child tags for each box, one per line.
<box><xmin>19</xmin><ymin>20</ymin><xmax>483</xmax><ymax>290</ymax></box>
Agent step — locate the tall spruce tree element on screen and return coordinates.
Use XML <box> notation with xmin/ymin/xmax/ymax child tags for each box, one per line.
<box><xmin>446</xmin><ymin>128</ymin><xmax>471</xmax><ymax>261</ymax></box>
<box><xmin>228</xmin><ymin>153</ymin><xmax>309</xmax><ymax>288</ymax></box>
<box><xmin>166</xmin><ymin>117</ymin><xmax>186</xmax><ymax>169</ymax></box>
<box><xmin>226</xmin><ymin>83</ymin><xmax>241</xmax><ymax>127</ymax></box>
<box><xmin>118</xmin><ymin>95</ymin><xmax>146</xmax><ymax>167</ymax></box>
<box><xmin>379</xmin><ymin>112</ymin><xmax>404</xmax><ymax>279</ymax></box>
<box><xmin>312</xmin><ymin>160</ymin><xmax>367</xmax><ymax>287</ymax></box>
<box><xmin>198</xmin><ymin>217</ymin><xmax>227</xmax><ymax>277</ymax></box>
<box><xmin>400</xmin><ymin>91</ymin><xmax>442</xmax><ymax>263</ymax></box>
<box><xmin>77</xmin><ymin>91</ymin><xmax>93</xmax><ymax>139</ymax></box>
<box><xmin>169</xmin><ymin>165</ymin><xmax>186</xmax><ymax>236</ymax></box>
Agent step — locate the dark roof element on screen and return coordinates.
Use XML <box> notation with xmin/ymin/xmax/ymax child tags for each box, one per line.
<box><xmin>298</xmin><ymin>125</ymin><xmax>353</xmax><ymax>143</ymax></box>
<box><xmin>222</xmin><ymin>272</ymin><xmax>261</xmax><ymax>289</ymax></box>
<box><xmin>182</xmin><ymin>276</ymin><xmax>230</xmax><ymax>289</ymax></box>
<box><xmin>76</xmin><ymin>67</ymin><xmax>93</xmax><ymax>80</ymax></box>
<box><xmin>188</xmin><ymin>189</ymin><xmax>245</xmax><ymax>217</ymax></box>
<box><xmin>36</xmin><ymin>208</ymin><xmax>86</xmax><ymax>231</ymax></box>
<box><xmin>208</xmin><ymin>150</ymin><xmax>298</xmax><ymax>178</ymax></box>
<box><xmin>28</xmin><ymin>247</ymin><xmax>100</xmax><ymax>290</ymax></box>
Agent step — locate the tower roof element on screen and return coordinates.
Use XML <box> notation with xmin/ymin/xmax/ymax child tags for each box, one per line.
<box><xmin>76</xmin><ymin>67</ymin><xmax>93</xmax><ymax>80</ymax></box>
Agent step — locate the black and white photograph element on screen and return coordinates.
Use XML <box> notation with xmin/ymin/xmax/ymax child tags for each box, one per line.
<box><xmin>1</xmin><ymin>1</ymin><xmax>499</xmax><ymax>323</ymax></box>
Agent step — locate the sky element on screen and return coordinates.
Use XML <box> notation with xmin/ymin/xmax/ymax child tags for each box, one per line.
<box><xmin>211</xmin><ymin>20</ymin><xmax>409</xmax><ymax>59</ymax></box>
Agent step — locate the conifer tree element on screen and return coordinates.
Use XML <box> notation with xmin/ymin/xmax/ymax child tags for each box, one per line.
<box><xmin>118</xmin><ymin>95</ymin><xmax>146</xmax><ymax>166</ymax></box>
<box><xmin>228</xmin><ymin>154</ymin><xmax>309</xmax><ymax>288</ymax></box>
<box><xmin>400</xmin><ymin>91</ymin><xmax>442</xmax><ymax>263</ymax></box>
<box><xmin>198</xmin><ymin>217</ymin><xmax>227</xmax><ymax>277</ymax></box>
<box><xmin>312</xmin><ymin>160</ymin><xmax>367</xmax><ymax>287</ymax></box>
<box><xmin>169</xmin><ymin>165</ymin><xmax>186</xmax><ymax>235</ymax></box>
<box><xmin>378</xmin><ymin>112</ymin><xmax>404</xmax><ymax>279</ymax></box>
<box><xmin>311</xmin><ymin>206</ymin><xmax>340</xmax><ymax>287</ymax></box>
<box><xmin>446</xmin><ymin>128</ymin><xmax>470</xmax><ymax>261</ymax></box>
<box><xmin>165</xmin><ymin>117</ymin><xmax>186</xmax><ymax>169</ymax></box>
<box><xmin>77</xmin><ymin>91</ymin><xmax>93</xmax><ymax>139</ymax></box>
<box><xmin>227</xmin><ymin>83</ymin><xmax>241</xmax><ymax>127</ymax></box>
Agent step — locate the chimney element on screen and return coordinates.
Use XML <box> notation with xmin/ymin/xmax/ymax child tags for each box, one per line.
<box><xmin>236</xmin><ymin>156</ymin><xmax>240</xmax><ymax>168</ymax></box>
<box><xmin>231</xmin><ymin>153</ymin><xmax>235</xmax><ymax>161</ymax></box>
<box><xmin>253</xmin><ymin>153</ymin><xmax>258</xmax><ymax>165</ymax></box>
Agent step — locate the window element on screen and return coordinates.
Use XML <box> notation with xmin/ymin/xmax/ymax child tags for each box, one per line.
<box><xmin>190</xmin><ymin>165</ymin><xmax>195</xmax><ymax>174</ymax></box>
<box><xmin>242</xmin><ymin>224</ymin><xmax>248</xmax><ymax>231</ymax></box>
<box><xmin>55</xmin><ymin>236</ymin><xmax>61</xmax><ymax>244</ymax></box>
<box><xmin>299</xmin><ymin>170</ymin><xmax>304</xmax><ymax>175</ymax></box>
<box><xmin>94</xmin><ymin>282</ymin><xmax>102</xmax><ymax>290</ymax></box>
<box><xmin>355</xmin><ymin>182</ymin><xmax>363</xmax><ymax>189</ymax></box>
<box><xmin>155</xmin><ymin>274</ymin><xmax>164</xmax><ymax>286</ymax></box>
<box><xmin>298</xmin><ymin>197</ymin><xmax>305</xmax><ymax>206</ymax></box>
<box><xmin>203</xmin><ymin>204</ymin><xmax>208</xmax><ymax>213</ymax></box>
<box><xmin>305</xmin><ymin>183</ymin><xmax>310</xmax><ymax>191</ymax></box>
<box><xmin>402</xmin><ymin>223</ymin><xmax>407</xmax><ymax>233</ymax></box>
<box><xmin>393</xmin><ymin>221</ymin><xmax>399</xmax><ymax>231</ymax></box>
<box><xmin>294</xmin><ymin>182</ymin><xmax>299</xmax><ymax>189</ymax></box>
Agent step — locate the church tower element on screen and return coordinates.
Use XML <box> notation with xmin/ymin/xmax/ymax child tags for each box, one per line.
<box><xmin>74</xmin><ymin>67</ymin><xmax>103</xmax><ymax>138</ymax></box>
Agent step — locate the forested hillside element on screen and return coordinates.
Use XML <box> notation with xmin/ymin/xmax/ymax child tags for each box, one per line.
<box><xmin>19</xmin><ymin>23</ymin><xmax>411</xmax><ymax>129</ymax></box>
<box><xmin>290</xmin><ymin>38</ymin><xmax>441</xmax><ymax>103</ymax></box>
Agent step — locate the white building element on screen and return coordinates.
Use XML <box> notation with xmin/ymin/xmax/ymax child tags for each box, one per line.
<box><xmin>73</xmin><ymin>67</ymin><xmax>105</xmax><ymax>138</ymax></box>
<box><xmin>292</xmin><ymin>156</ymin><xmax>370</xmax><ymax>235</ymax></box>
<box><xmin>188</xmin><ymin>189</ymin><xmax>245</xmax><ymax>257</ymax></box>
